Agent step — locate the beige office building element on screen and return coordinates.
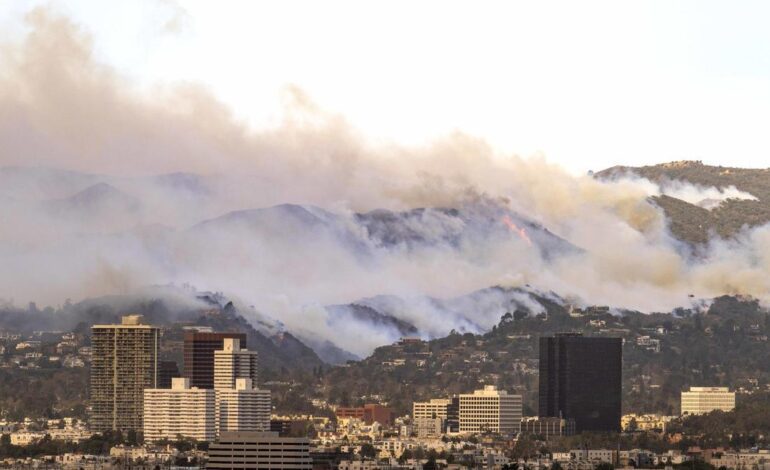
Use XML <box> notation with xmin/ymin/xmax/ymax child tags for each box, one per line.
<box><xmin>412</xmin><ymin>398</ymin><xmax>451</xmax><ymax>420</ymax></box>
<box><xmin>214</xmin><ymin>338</ymin><xmax>258</xmax><ymax>390</ymax></box>
<box><xmin>90</xmin><ymin>315</ymin><xmax>158</xmax><ymax>433</ymax></box>
<box><xmin>207</xmin><ymin>431</ymin><xmax>311</xmax><ymax>470</ymax></box>
<box><xmin>459</xmin><ymin>385</ymin><xmax>522</xmax><ymax>435</ymax></box>
<box><xmin>681</xmin><ymin>387</ymin><xmax>735</xmax><ymax>415</ymax></box>
<box><xmin>143</xmin><ymin>378</ymin><xmax>215</xmax><ymax>442</ymax></box>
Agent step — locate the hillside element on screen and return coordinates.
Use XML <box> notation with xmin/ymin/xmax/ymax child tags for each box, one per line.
<box><xmin>597</xmin><ymin>161</ymin><xmax>770</xmax><ymax>244</ymax></box>
<box><xmin>309</xmin><ymin>295</ymin><xmax>770</xmax><ymax>416</ymax></box>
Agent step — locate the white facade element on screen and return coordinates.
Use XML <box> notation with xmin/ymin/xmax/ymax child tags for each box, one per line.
<box><xmin>681</xmin><ymin>387</ymin><xmax>735</xmax><ymax>415</ymax></box>
<box><xmin>412</xmin><ymin>398</ymin><xmax>450</xmax><ymax>420</ymax></box>
<box><xmin>143</xmin><ymin>377</ymin><xmax>215</xmax><ymax>442</ymax></box>
<box><xmin>215</xmin><ymin>378</ymin><xmax>271</xmax><ymax>434</ymax></box>
<box><xmin>214</xmin><ymin>338</ymin><xmax>258</xmax><ymax>390</ymax></box>
<box><xmin>458</xmin><ymin>385</ymin><xmax>522</xmax><ymax>435</ymax></box>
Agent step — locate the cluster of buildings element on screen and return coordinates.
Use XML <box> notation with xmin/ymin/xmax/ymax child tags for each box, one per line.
<box><xmin>90</xmin><ymin>315</ymin><xmax>271</xmax><ymax>442</ymax></box>
<box><xmin>398</xmin><ymin>334</ymin><xmax>622</xmax><ymax>442</ymax></box>
<box><xmin>85</xmin><ymin>315</ymin><xmax>310</xmax><ymax>470</ymax></box>
<box><xmin>0</xmin><ymin>330</ymin><xmax>89</xmax><ymax>369</ymax></box>
<box><xmin>1</xmin><ymin>315</ymin><xmax>759</xmax><ymax>470</ymax></box>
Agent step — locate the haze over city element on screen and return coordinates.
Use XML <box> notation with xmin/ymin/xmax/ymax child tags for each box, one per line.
<box><xmin>0</xmin><ymin>3</ymin><xmax>769</xmax><ymax>470</ymax></box>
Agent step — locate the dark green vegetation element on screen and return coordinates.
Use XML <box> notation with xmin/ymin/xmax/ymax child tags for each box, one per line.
<box><xmin>314</xmin><ymin>294</ymin><xmax>770</xmax><ymax>416</ymax></box>
<box><xmin>0</xmin><ymin>368</ymin><xmax>88</xmax><ymax>421</ymax></box>
<box><xmin>597</xmin><ymin>161</ymin><xmax>770</xmax><ymax>245</ymax></box>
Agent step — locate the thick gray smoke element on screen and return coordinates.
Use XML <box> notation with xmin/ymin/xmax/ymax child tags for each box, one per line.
<box><xmin>1</xmin><ymin>9</ymin><xmax>770</xmax><ymax>356</ymax></box>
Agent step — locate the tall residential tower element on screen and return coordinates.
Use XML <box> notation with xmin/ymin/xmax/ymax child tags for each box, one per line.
<box><xmin>90</xmin><ymin>315</ymin><xmax>159</xmax><ymax>433</ymax></box>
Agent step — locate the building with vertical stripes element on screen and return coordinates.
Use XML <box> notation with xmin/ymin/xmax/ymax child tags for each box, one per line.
<box><xmin>90</xmin><ymin>315</ymin><xmax>158</xmax><ymax>433</ymax></box>
<box><xmin>183</xmin><ymin>331</ymin><xmax>247</xmax><ymax>389</ymax></box>
<box><xmin>538</xmin><ymin>333</ymin><xmax>622</xmax><ymax>433</ymax></box>
<box><xmin>214</xmin><ymin>338</ymin><xmax>258</xmax><ymax>390</ymax></box>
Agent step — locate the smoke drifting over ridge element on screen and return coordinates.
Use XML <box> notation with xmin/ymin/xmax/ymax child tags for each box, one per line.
<box><xmin>1</xmin><ymin>9</ymin><xmax>770</xmax><ymax>355</ymax></box>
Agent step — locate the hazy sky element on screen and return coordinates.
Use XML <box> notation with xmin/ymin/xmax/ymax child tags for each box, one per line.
<box><xmin>2</xmin><ymin>0</ymin><xmax>770</xmax><ymax>174</ymax></box>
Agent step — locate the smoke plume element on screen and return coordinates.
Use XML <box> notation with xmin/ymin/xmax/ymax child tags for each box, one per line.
<box><xmin>1</xmin><ymin>8</ymin><xmax>769</xmax><ymax>355</ymax></box>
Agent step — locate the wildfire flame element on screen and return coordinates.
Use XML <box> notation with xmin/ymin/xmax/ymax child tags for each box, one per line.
<box><xmin>502</xmin><ymin>215</ymin><xmax>533</xmax><ymax>246</ymax></box>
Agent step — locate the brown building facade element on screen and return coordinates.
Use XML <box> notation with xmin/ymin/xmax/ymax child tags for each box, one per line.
<box><xmin>183</xmin><ymin>332</ymin><xmax>247</xmax><ymax>389</ymax></box>
<box><xmin>335</xmin><ymin>404</ymin><xmax>393</xmax><ymax>426</ymax></box>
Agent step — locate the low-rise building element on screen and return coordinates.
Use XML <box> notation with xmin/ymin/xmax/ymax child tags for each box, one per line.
<box><xmin>681</xmin><ymin>387</ymin><xmax>736</xmax><ymax>415</ymax></box>
<box><xmin>207</xmin><ymin>431</ymin><xmax>311</xmax><ymax>470</ymax></box>
<box><xmin>336</xmin><ymin>404</ymin><xmax>394</xmax><ymax>426</ymax></box>
<box><xmin>412</xmin><ymin>399</ymin><xmax>451</xmax><ymax>421</ymax></box>
<box><xmin>413</xmin><ymin>417</ymin><xmax>443</xmax><ymax>439</ymax></box>
<box><xmin>520</xmin><ymin>417</ymin><xmax>575</xmax><ymax>438</ymax></box>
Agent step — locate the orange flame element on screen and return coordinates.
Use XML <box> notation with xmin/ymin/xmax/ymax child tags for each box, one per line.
<box><xmin>501</xmin><ymin>215</ymin><xmax>532</xmax><ymax>246</ymax></box>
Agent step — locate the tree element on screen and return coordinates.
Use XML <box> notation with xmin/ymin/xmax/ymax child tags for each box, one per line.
<box><xmin>627</xmin><ymin>417</ymin><xmax>638</xmax><ymax>432</ymax></box>
<box><xmin>359</xmin><ymin>443</ymin><xmax>377</xmax><ymax>459</ymax></box>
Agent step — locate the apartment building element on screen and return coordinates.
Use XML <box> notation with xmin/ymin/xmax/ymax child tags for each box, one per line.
<box><xmin>90</xmin><ymin>315</ymin><xmax>158</xmax><ymax>433</ymax></box>
<box><xmin>143</xmin><ymin>378</ymin><xmax>215</xmax><ymax>442</ymax></box>
<box><xmin>215</xmin><ymin>378</ymin><xmax>271</xmax><ymax>434</ymax></box>
<box><xmin>214</xmin><ymin>338</ymin><xmax>258</xmax><ymax>390</ymax></box>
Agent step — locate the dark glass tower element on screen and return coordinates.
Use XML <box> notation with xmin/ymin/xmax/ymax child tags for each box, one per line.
<box><xmin>183</xmin><ymin>332</ymin><xmax>247</xmax><ymax>389</ymax></box>
<box><xmin>445</xmin><ymin>397</ymin><xmax>460</xmax><ymax>433</ymax></box>
<box><xmin>538</xmin><ymin>333</ymin><xmax>622</xmax><ymax>433</ymax></box>
<box><xmin>157</xmin><ymin>360</ymin><xmax>180</xmax><ymax>389</ymax></box>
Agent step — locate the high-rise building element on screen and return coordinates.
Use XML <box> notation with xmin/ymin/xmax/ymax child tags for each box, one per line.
<box><xmin>214</xmin><ymin>338</ymin><xmax>258</xmax><ymax>390</ymax></box>
<box><xmin>183</xmin><ymin>332</ymin><xmax>247</xmax><ymax>389</ymax></box>
<box><xmin>681</xmin><ymin>387</ymin><xmax>735</xmax><ymax>415</ymax></box>
<box><xmin>458</xmin><ymin>385</ymin><xmax>522</xmax><ymax>435</ymax></box>
<box><xmin>143</xmin><ymin>378</ymin><xmax>216</xmax><ymax>442</ymax></box>
<box><xmin>215</xmin><ymin>379</ymin><xmax>271</xmax><ymax>434</ymax></box>
<box><xmin>90</xmin><ymin>315</ymin><xmax>159</xmax><ymax>433</ymax></box>
<box><xmin>206</xmin><ymin>431</ymin><xmax>311</xmax><ymax>470</ymax></box>
<box><xmin>157</xmin><ymin>360</ymin><xmax>180</xmax><ymax>389</ymax></box>
<box><xmin>538</xmin><ymin>333</ymin><xmax>622</xmax><ymax>433</ymax></box>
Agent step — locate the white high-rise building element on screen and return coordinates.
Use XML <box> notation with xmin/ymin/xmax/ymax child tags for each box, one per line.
<box><xmin>214</xmin><ymin>338</ymin><xmax>258</xmax><ymax>390</ymax></box>
<box><xmin>459</xmin><ymin>385</ymin><xmax>522</xmax><ymax>435</ymax></box>
<box><xmin>681</xmin><ymin>387</ymin><xmax>735</xmax><ymax>415</ymax></box>
<box><xmin>412</xmin><ymin>398</ymin><xmax>451</xmax><ymax>420</ymax></box>
<box><xmin>215</xmin><ymin>378</ymin><xmax>271</xmax><ymax>434</ymax></box>
<box><xmin>143</xmin><ymin>378</ymin><xmax>215</xmax><ymax>442</ymax></box>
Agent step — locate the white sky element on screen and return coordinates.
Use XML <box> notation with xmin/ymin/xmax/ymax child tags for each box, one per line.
<box><xmin>2</xmin><ymin>0</ymin><xmax>770</xmax><ymax>174</ymax></box>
